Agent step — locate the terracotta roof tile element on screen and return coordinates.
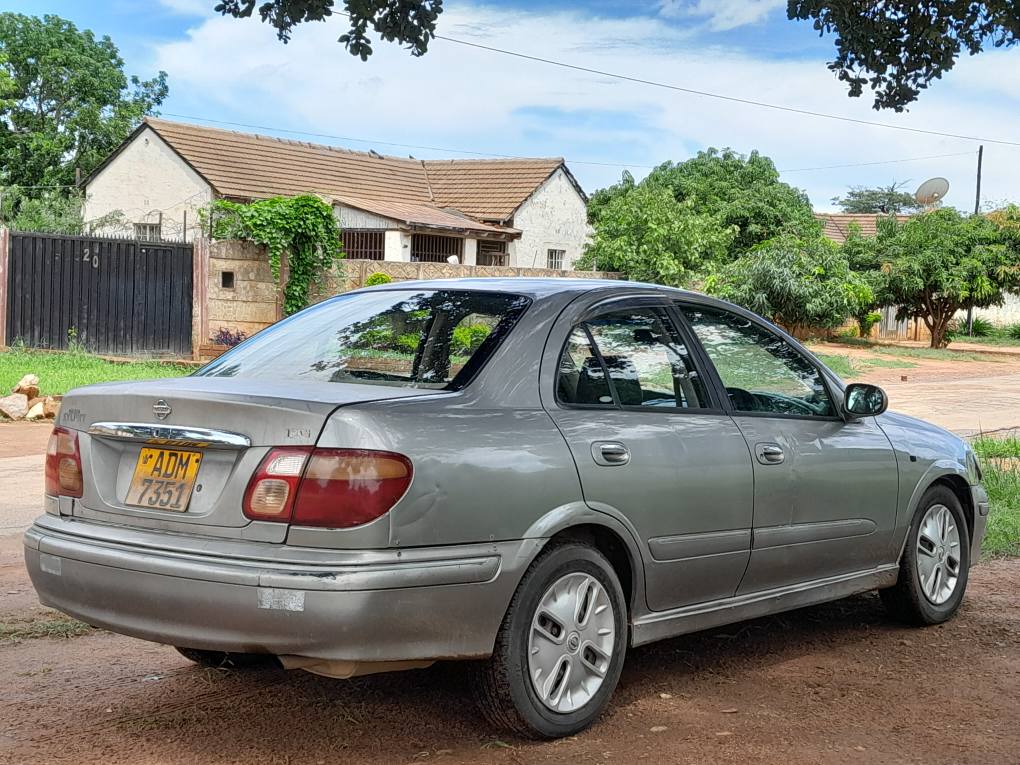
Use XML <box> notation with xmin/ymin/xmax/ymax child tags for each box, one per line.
<box><xmin>333</xmin><ymin>195</ymin><xmax>519</xmax><ymax>236</ymax></box>
<box><xmin>142</xmin><ymin>118</ymin><xmax>572</xmax><ymax>223</ymax></box>
<box><xmin>815</xmin><ymin>212</ymin><xmax>912</xmax><ymax>243</ymax></box>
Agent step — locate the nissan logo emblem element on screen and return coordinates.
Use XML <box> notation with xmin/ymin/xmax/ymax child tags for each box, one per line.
<box><xmin>153</xmin><ymin>400</ymin><xmax>172</xmax><ymax>420</ymax></box>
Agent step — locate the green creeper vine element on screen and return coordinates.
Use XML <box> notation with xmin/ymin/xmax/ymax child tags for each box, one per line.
<box><xmin>205</xmin><ymin>195</ymin><xmax>344</xmax><ymax>315</ymax></box>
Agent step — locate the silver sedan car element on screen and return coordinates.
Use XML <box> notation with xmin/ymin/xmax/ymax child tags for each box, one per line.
<box><xmin>26</xmin><ymin>279</ymin><xmax>988</xmax><ymax>738</ymax></box>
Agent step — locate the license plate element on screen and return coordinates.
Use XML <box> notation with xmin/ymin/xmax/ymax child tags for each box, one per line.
<box><xmin>126</xmin><ymin>447</ymin><xmax>203</xmax><ymax>512</ymax></box>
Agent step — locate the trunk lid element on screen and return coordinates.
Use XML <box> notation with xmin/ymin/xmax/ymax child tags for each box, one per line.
<box><xmin>59</xmin><ymin>377</ymin><xmax>437</xmax><ymax>535</ymax></box>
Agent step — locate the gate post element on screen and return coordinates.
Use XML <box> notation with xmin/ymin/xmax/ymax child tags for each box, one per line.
<box><xmin>0</xmin><ymin>228</ymin><xmax>8</xmax><ymax>349</ymax></box>
<box><xmin>192</xmin><ymin>236</ymin><xmax>210</xmax><ymax>361</ymax></box>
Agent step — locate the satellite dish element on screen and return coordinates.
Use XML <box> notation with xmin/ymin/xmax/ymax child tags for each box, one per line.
<box><xmin>915</xmin><ymin>177</ymin><xmax>950</xmax><ymax>206</ymax></box>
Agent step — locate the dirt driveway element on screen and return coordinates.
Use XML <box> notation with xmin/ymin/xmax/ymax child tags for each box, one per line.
<box><xmin>2</xmin><ymin>351</ymin><xmax>1019</xmax><ymax>765</ymax></box>
<box><xmin>2</xmin><ymin>535</ymin><xmax>1017</xmax><ymax>765</ymax></box>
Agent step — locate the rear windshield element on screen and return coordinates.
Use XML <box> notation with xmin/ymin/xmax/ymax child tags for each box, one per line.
<box><xmin>196</xmin><ymin>289</ymin><xmax>531</xmax><ymax>390</ymax></box>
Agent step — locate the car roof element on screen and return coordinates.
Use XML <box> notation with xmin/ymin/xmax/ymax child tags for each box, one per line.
<box><xmin>355</xmin><ymin>277</ymin><xmax>702</xmax><ymax>300</ymax></box>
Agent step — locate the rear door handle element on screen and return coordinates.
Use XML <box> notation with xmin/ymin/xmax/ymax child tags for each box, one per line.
<box><xmin>592</xmin><ymin>441</ymin><xmax>630</xmax><ymax>466</ymax></box>
<box><xmin>755</xmin><ymin>443</ymin><xmax>785</xmax><ymax>465</ymax></box>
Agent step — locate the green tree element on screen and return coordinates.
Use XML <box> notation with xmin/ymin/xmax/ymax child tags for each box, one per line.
<box><xmin>0</xmin><ymin>187</ymin><xmax>125</xmax><ymax>234</ymax></box>
<box><xmin>706</xmin><ymin>235</ymin><xmax>873</xmax><ymax>334</ymax></box>
<box><xmin>576</xmin><ymin>183</ymin><xmax>733</xmax><ymax>287</ymax></box>
<box><xmin>789</xmin><ymin>2</ymin><xmax>1018</xmax><ymax>110</ymax></box>
<box><xmin>874</xmin><ymin>209</ymin><xmax>1019</xmax><ymax>348</ymax></box>
<box><xmin>586</xmin><ymin>169</ymin><xmax>634</xmax><ymax>225</ymax></box>
<box><xmin>0</xmin><ymin>13</ymin><xmax>168</xmax><ymax>189</ymax></box>
<box><xmin>215</xmin><ymin>0</ymin><xmax>442</xmax><ymax>58</ymax></box>
<box><xmin>833</xmin><ymin>182</ymin><xmax>923</xmax><ymax>215</ymax></box>
<box><xmin>642</xmin><ymin>148</ymin><xmax>819</xmax><ymax>258</ymax></box>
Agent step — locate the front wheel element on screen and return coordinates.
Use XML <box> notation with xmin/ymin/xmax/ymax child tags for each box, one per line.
<box><xmin>881</xmin><ymin>484</ymin><xmax>971</xmax><ymax>625</ymax></box>
<box><xmin>474</xmin><ymin>542</ymin><xmax>627</xmax><ymax>739</ymax></box>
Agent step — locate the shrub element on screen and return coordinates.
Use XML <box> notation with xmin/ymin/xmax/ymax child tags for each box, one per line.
<box><xmin>1008</xmin><ymin>323</ymin><xmax>1020</xmax><ymax>340</ymax></box>
<box><xmin>970</xmin><ymin>316</ymin><xmax>995</xmax><ymax>337</ymax></box>
<box><xmin>451</xmin><ymin>324</ymin><xmax>491</xmax><ymax>356</ymax></box>
<box><xmin>855</xmin><ymin>310</ymin><xmax>882</xmax><ymax>339</ymax></box>
<box><xmin>365</xmin><ymin>272</ymin><xmax>393</xmax><ymax>287</ymax></box>
<box><xmin>210</xmin><ymin>327</ymin><xmax>247</xmax><ymax>347</ymax></box>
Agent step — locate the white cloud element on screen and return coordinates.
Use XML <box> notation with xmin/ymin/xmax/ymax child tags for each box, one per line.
<box><xmin>659</xmin><ymin>0</ymin><xmax>786</xmax><ymax>31</ymax></box>
<box><xmin>149</xmin><ymin>3</ymin><xmax>1020</xmax><ymax>212</ymax></box>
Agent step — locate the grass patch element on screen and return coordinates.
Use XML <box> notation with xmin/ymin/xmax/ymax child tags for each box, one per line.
<box><xmin>0</xmin><ymin>616</ymin><xmax>94</xmax><ymax>643</ymax></box>
<box><xmin>950</xmin><ymin>334</ymin><xmax>1020</xmax><ymax>348</ymax></box>
<box><xmin>815</xmin><ymin>353</ymin><xmax>859</xmax><ymax>379</ymax></box>
<box><xmin>859</xmin><ymin>357</ymin><xmax>919</xmax><ymax>369</ymax></box>
<box><xmin>0</xmin><ymin>348</ymin><xmax>192</xmax><ymax>396</ymax></box>
<box><xmin>973</xmin><ymin>436</ymin><xmax>1020</xmax><ymax>558</ymax></box>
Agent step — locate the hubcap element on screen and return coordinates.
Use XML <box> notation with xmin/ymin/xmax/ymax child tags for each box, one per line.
<box><xmin>527</xmin><ymin>572</ymin><xmax>615</xmax><ymax>713</ymax></box>
<box><xmin>916</xmin><ymin>504</ymin><xmax>962</xmax><ymax>605</ymax></box>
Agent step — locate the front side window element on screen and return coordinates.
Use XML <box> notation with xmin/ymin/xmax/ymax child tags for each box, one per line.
<box><xmin>558</xmin><ymin>308</ymin><xmax>709</xmax><ymax>409</ymax></box>
<box><xmin>197</xmin><ymin>290</ymin><xmax>530</xmax><ymax>390</ymax></box>
<box><xmin>681</xmin><ymin>305</ymin><xmax>834</xmax><ymax>417</ymax></box>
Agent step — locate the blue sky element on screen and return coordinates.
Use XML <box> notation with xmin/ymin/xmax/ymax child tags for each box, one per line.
<box><xmin>9</xmin><ymin>1</ymin><xmax>1020</xmax><ymax>211</ymax></box>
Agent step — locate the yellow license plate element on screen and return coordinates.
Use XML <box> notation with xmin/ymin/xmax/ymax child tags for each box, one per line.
<box><xmin>126</xmin><ymin>447</ymin><xmax>203</xmax><ymax>512</ymax></box>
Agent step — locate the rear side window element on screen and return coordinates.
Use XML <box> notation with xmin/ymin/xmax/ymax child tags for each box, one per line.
<box><xmin>197</xmin><ymin>290</ymin><xmax>530</xmax><ymax>390</ymax></box>
<box><xmin>558</xmin><ymin>308</ymin><xmax>709</xmax><ymax>409</ymax></box>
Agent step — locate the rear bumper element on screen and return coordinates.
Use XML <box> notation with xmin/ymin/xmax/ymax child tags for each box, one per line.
<box><xmin>24</xmin><ymin>515</ymin><xmax>540</xmax><ymax>662</ymax></box>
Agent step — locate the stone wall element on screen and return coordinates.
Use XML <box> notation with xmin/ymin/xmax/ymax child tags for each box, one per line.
<box><xmin>310</xmin><ymin>258</ymin><xmax>620</xmax><ymax>301</ymax></box>
<box><xmin>205</xmin><ymin>240</ymin><xmax>280</xmax><ymax>340</ymax></box>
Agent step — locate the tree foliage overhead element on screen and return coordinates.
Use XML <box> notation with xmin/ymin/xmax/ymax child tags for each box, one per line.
<box><xmin>215</xmin><ymin>0</ymin><xmax>443</xmax><ymax>59</ymax></box>
<box><xmin>0</xmin><ymin>13</ymin><xmax>168</xmax><ymax>189</ymax></box>
<box><xmin>873</xmin><ymin>208</ymin><xmax>1020</xmax><ymax>347</ymax></box>
<box><xmin>789</xmin><ymin>1</ymin><xmax>1019</xmax><ymax>111</ymax></box>
<box><xmin>832</xmin><ymin>182</ymin><xmax>923</xmax><ymax>215</ymax></box>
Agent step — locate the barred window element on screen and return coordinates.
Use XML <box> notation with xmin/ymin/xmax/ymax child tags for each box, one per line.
<box><xmin>134</xmin><ymin>222</ymin><xmax>162</xmax><ymax>242</ymax></box>
<box><xmin>342</xmin><ymin>230</ymin><xmax>385</xmax><ymax>260</ymax></box>
<box><xmin>547</xmin><ymin>248</ymin><xmax>566</xmax><ymax>270</ymax></box>
<box><xmin>411</xmin><ymin>234</ymin><xmax>463</xmax><ymax>263</ymax></box>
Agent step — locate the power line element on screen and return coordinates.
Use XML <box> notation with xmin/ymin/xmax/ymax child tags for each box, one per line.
<box><xmin>433</xmin><ymin>34</ymin><xmax>1020</xmax><ymax>148</ymax></box>
<box><xmin>780</xmin><ymin>151</ymin><xmax>976</xmax><ymax>173</ymax></box>
<box><xmin>161</xmin><ymin>112</ymin><xmax>657</xmax><ymax>169</ymax></box>
<box><xmin>161</xmin><ymin>112</ymin><xmax>984</xmax><ymax>177</ymax></box>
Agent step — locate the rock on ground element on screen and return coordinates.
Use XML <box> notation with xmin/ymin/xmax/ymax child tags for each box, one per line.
<box><xmin>0</xmin><ymin>393</ymin><xmax>29</xmax><ymax>420</ymax></box>
<box><xmin>12</xmin><ymin>373</ymin><xmax>40</xmax><ymax>400</ymax></box>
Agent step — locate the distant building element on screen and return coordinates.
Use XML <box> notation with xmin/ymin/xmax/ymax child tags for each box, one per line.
<box><xmin>814</xmin><ymin>212</ymin><xmax>911</xmax><ymax>244</ymax></box>
<box><xmin>83</xmin><ymin>118</ymin><xmax>591</xmax><ymax>270</ymax></box>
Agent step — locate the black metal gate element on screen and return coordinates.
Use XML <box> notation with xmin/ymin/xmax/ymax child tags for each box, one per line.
<box><xmin>5</xmin><ymin>232</ymin><xmax>193</xmax><ymax>356</ymax></box>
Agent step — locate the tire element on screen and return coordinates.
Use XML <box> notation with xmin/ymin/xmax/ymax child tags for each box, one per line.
<box><xmin>881</xmin><ymin>484</ymin><xmax>971</xmax><ymax>625</ymax></box>
<box><xmin>474</xmin><ymin>542</ymin><xmax>628</xmax><ymax>739</ymax></box>
<box><xmin>175</xmin><ymin>646</ymin><xmax>278</xmax><ymax>669</ymax></box>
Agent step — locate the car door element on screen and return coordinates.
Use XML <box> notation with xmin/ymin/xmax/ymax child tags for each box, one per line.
<box><xmin>677</xmin><ymin>302</ymin><xmax>899</xmax><ymax>594</ymax></box>
<box><xmin>545</xmin><ymin>299</ymin><xmax>754</xmax><ymax>612</ymax></box>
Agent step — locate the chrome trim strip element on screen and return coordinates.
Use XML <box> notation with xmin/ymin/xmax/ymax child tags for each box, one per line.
<box><xmin>87</xmin><ymin>422</ymin><xmax>251</xmax><ymax>449</ymax></box>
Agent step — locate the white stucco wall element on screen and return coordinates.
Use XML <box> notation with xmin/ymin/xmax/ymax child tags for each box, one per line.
<box><xmin>83</xmin><ymin>126</ymin><xmax>212</xmax><ymax>242</ymax></box>
<box><xmin>958</xmin><ymin>293</ymin><xmax>1020</xmax><ymax>326</ymax></box>
<box><xmin>507</xmin><ymin>168</ymin><xmax>590</xmax><ymax>270</ymax></box>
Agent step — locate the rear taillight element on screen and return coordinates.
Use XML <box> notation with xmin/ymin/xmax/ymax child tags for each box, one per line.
<box><xmin>293</xmin><ymin>449</ymin><xmax>413</xmax><ymax>528</ymax></box>
<box><xmin>243</xmin><ymin>447</ymin><xmax>311</xmax><ymax>521</ymax></box>
<box><xmin>242</xmin><ymin>447</ymin><xmax>413</xmax><ymax>529</ymax></box>
<box><xmin>45</xmin><ymin>426</ymin><xmax>83</xmax><ymax>498</ymax></box>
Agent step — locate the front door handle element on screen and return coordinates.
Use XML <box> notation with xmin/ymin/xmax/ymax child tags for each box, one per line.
<box><xmin>592</xmin><ymin>441</ymin><xmax>630</xmax><ymax>466</ymax></box>
<box><xmin>755</xmin><ymin>443</ymin><xmax>785</xmax><ymax>465</ymax></box>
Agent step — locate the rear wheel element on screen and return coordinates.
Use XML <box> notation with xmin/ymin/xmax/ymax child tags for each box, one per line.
<box><xmin>881</xmin><ymin>484</ymin><xmax>970</xmax><ymax>625</ymax></box>
<box><xmin>474</xmin><ymin>542</ymin><xmax>627</xmax><ymax>739</ymax></box>
<box><xmin>175</xmin><ymin>647</ymin><xmax>278</xmax><ymax>669</ymax></box>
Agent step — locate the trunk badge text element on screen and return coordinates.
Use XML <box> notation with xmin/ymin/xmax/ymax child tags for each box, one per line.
<box><xmin>153</xmin><ymin>400</ymin><xmax>172</xmax><ymax>420</ymax></box>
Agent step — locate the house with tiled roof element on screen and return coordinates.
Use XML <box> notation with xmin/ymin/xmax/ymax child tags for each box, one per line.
<box><xmin>83</xmin><ymin>118</ymin><xmax>590</xmax><ymax>270</ymax></box>
<box><xmin>815</xmin><ymin>212</ymin><xmax>911</xmax><ymax>244</ymax></box>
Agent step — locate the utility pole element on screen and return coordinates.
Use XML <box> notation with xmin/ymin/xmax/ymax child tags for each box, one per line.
<box><xmin>966</xmin><ymin>145</ymin><xmax>984</xmax><ymax>336</ymax></box>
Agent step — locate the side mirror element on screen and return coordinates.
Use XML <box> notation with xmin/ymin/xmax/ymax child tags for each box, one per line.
<box><xmin>842</xmin><ymin>383</ymin><xmax>888</xmax><ymax>419</ymax></box>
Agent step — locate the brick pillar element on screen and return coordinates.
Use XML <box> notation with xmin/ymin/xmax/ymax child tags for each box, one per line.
<box><xmin>191</xmin><ymin>236</ymin><xmax>210</xmax><ymax>360</ymax></box>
